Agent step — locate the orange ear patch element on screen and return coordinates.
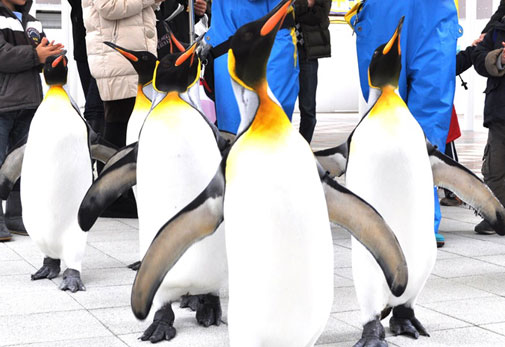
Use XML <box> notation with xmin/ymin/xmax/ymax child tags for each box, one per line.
<box><xmin>175</xmin><ymin>43</ymin><xmax>196</xmax><ymax>66</ymax></box>
<box><xmin>260</xmin><ymin>0</ymin><xmax>291</xmax><ymax>36</ymax></box>
<box><xmin>170</xmin><ymin>33</ymin><xmax>186</xmax><ymax>53</ymax></box>
<box><xmin>52</xmin><ymin>55</ymin><xmax>64</xmax><ymax>68</ymax></box>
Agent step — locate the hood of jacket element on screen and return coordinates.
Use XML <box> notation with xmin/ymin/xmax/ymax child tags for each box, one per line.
<box><xmin>0</xmin><ymin>0</ymin><xmax>33</xmax><ymax>15</ymax></box>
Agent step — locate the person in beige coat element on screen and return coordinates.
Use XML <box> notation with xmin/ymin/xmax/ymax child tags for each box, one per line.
<box><xmin>83</xmin><ymin>0</ymin><xmax>162</xmax><ymax>148</ymax></box>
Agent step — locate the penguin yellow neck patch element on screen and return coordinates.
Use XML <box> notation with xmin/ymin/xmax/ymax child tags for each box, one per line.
<box><xmin>44</xmin><ymin>85</ymin><xmax>69</xmax><ymax>102</ymax></box>
<box><xmin>133</xmin><ymin>84</ymin><xmax>152</xmax><ymax>113</ymax></box>
<box><xmin>243</xmin><ymin>82</ymin><xmax>291</xmax><ymax>145</ymax></box>
<box><xmin>148</xmin><ymin>91</ymin><xmax>192</xmax><ymax>127</ymax></box>
<box><xmin>368</xmin><ymin>87</ymin><xmax>408</xmax><ymax>129</ymax></box>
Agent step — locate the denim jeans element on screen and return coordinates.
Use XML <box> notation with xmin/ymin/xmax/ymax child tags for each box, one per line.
<box><xmin>0</xmin><ymin>109</ymin><xmax>35</xmax><ymax>165</ymax></box>
<box><xmin>298</xmin><ymin>58</ymin><xmax>319</xmax><ymax>143</ymax></box>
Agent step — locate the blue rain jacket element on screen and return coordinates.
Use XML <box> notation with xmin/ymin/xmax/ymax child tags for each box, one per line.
<box><xmin>350</xmin><ymin>0</ymin><xmax>461</xmax><ymax>152</ymax></box>
<box><xmin>206</xmin><ymin>0</ymin><xmax>299</xmax><ymax>134</ymax></box>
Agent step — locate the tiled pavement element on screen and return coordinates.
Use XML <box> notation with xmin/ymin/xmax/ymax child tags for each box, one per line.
<box><xmin>2</xmin><ymin>113</ymin><xmax>505</xmax><ymax>347</ymax></box>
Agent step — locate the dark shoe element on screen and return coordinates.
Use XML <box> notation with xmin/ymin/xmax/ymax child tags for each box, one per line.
<box><xmin>0</xmin><ymin>201</ymin><xmax>12</xmax><ymax>241</ymax></box>
<box><xmin>440</xmin><ymin>196</ymin><xmax>462</xmax><ymax>207</ymax></box>
<box><xmin>474</xmin><ymin>220</ymin><xmax>495</xmax><ymax>235</ymax></box>
<box><xmin>436</xmin><ymin>233</ymin><xmax>445</xmax><ymax>248</ymax></box>
<box><xmin>0</xmin><ymin>223</ymin><xmax>11</xmax><ymax>241</ymax></box>
<box><xmin>5</xmin><ymin>191</ymin><xmax>27</xmax><ymax>235</ymax></box>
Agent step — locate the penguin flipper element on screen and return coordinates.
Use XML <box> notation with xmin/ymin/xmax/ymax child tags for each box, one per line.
<box><xmin>131</xmin><ymin>164</ymin><xmax>225</xmax><ymax>320</ymax></box>
<box><xmin>318</xmin><ymin>165</ymin><xmax>408</xmax><ymax>297</ymax></box>
<box><xmin>0</xmin><ymin>135</ymin><xmax>27</xmax><ymax>199</ymax></box>
<box><xmin>78</xmin><ymin>144</ymin><xmax>138</xmax><ymax>231</ymax></box>
<box><xmin>102</xmin><ymin>142</ymin><xmax>137</xmax><ymax>172</ymax></box>
<box><xmin>314</xmin><ymin>140</ymin><xmax>348</xmax><ymax>177</ymax></box>
<box><xmin>427</xmin><ymin>141</ymin><xmax>505</xmax><ymax>235</ymax></box>
<box><xmin>87</xmin><ymin>125</ymin><xmax>119</xmax><ymax>164</ymax></box>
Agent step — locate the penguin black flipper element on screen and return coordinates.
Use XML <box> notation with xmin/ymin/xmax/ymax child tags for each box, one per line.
<box><xmin>314</xmin><ymin>140</ymin><xmax>348</xmax><ymax>177</ymax></box>
<box><xmin>317</xmin><ymin>164</ymin><xmax>408</xmax><ymax>297</ymax></box>
<box><xmin>102</xmin><ymin>142</ymin><xmax>137</xmax><ymax>172</ymax></box>
<box><xmin>78</xmin><ymin>143</ymin><xmax>138</xmax><ymax>231</ymax></box>
<box><xmin>0</xmin><ymin>135</ymin><xmax>27</xmax><ymax>199</ymax></box>
<box><xmin>427</xmin><ymin>141</ymin><xmax>505</xmax><ymax>235</ymax></box>
<box><xmin>131</xmin><ymin>162</ymin><xmax>225</xmax><ymax>320</ymax></box>
<box><xmin>87</xmin><ymin>125</ymin><xmax>119</xmax><ymax>164</ymax></box>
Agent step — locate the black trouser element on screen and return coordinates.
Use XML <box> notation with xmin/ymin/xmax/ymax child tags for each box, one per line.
<box><xmin>76</xmin><ymin>60</ymin><xmax>104</xmax><ymax>134</ymax></box>
<box><xmin>103</xmin><ymin>97</ymin><xmax>136</xmax><ymax>148</ymax></box>
<box><xmin>482</xmin><ymin>121</ymin><xmax>505</xmax><ymax>206</ymax></box>
<box><xmin>298</xmin><ymin>58</ymin><xmax>319</xmax><ymax>144</ymax></box>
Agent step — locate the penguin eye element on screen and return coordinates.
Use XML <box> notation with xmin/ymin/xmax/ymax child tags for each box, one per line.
<box><xmin>242</xmin><ymin>31</ymin><xmax>254</xmax><ymax>41</ymax></box>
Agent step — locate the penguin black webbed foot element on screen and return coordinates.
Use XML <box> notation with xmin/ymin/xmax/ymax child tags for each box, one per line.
<box><xmin>31</xmin><ymin>257</ymin><xmax>61</xmax><ymax>280</ymax></box>
<box><xmin>354</xmin><ymin>317</ymin><xmax>387</xmax><ymax>347</ymax></box>
<box><xmin>140</xmin><ymin>304</ymin><xmax>176</xmax><ymax>343</ymax></box>
<box><xmin>180</xmin><ymin>294</ymin><xmax>204</xmax><ymax>311</ymax></box>
<box><xmin>59</xmin><ymin>268</ymin><xmax>86</xmax><ymax>292</ymax></box>
<box><xmin>127</xmin><ymin>260</ymin><xmax>141</xmax><ymax>271</ymax></box>
<box><xmin>389</xmin><ymin>305</ymin><xmax>429</xmax><ymax>339</ymax></box>
<box><xmin>196</xmin><ymin>294</ymin><xmax>222</xmax><ymax>327</ymax></box>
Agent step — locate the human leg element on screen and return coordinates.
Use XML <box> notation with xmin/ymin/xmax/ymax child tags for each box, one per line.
<box><xmin>298</xmin><ymin>58</ymin><xmax>318</xmax><ymax>143</ymax></box>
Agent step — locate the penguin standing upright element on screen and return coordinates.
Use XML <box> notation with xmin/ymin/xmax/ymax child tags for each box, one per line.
<box><xmin>128</xmin><ymin>2</ymin><xmax>409</xmax><ymax>346</ymax></box>
<box><xmin>345</xmin><ymin>18</ymin><xmax>505</xmax><ymax>346</ymax></box>
<box><xmin>20</xmin><ymin>53</ymin><xmax>93</xmax><ymax>292</ymax></box>
<box><xmin>78</xmin><ymin>44</ymin><xmax>227</xmax><ymax>342</ymax></box>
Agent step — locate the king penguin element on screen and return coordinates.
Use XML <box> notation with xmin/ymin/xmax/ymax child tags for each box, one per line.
<box><xmin>345</xmin><ymin>18</ymin><xmax>505</xmax><ymax>347</ymax></box>
<box><xmin>128</xmin><ymin>2</ymin><xmax>409</xmax><ymax>346</ymax></box>
<box><xmin>78</xmin><ymin>44</ymin><xmax>228</xmax><ymax>342</ymax></box>
<box><xmin>20</xmin><ymin>53</ymin><xmax>93</xmax><ymax>292</ymax></box>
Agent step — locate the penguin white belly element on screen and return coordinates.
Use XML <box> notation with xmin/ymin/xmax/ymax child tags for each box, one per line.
<box><xmin>21</xmin><ymin>92</ymin><xmax>92</xmax><ymax>271</ymax></box>
<box><xmin>126</xmin><ymin>107</ymin><xmax>147</xmax><ymax>146</ymax></box>
<box><xmin>225</xmin><ymin>132</ymin><xmax>333</xmax><ymax>347</ymax></box>
<box><xmin>346</xmin><ymin>108</ymin><xmax>436</xmax><ymax>323</ymax></box>
<box><xmin>137</xmin><ymin>103</ymin><xmax>226</xmax><ymax>307</ymax></box>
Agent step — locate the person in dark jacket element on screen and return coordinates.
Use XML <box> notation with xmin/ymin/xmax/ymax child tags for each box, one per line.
<box><xmin>294</xmin><ymin>0</ymin><xmax>331</xmax><ymax>143</ymax></box>
<box><xmin>0</xmin><ymin>0</ymin><xmax>63</xmax><ymax>241</ymax></box>
<box><xmin>67</xmin><ymin>0</ymin><xmax>104</xmax><ymax>135</ymax></box>
<box><xmin>472</xmin><ymin>14</ymin><xmax>505</xmax><ymax>234</ymax></box>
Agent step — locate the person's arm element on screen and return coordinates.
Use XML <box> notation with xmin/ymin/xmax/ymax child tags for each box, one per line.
<box><xmin>482</xmin><ymin>0</ymin><xmax>505</xmax><ymax>34</ymax></box>
<box><xmin>472</xmin><ymin>29</ymin><xmax>505</xmax><ymax>78</ymax></box>
<box><xmin>93</xmin><ymin>0</ymin><xmax>159</xmax><ymax>21</ymax></box>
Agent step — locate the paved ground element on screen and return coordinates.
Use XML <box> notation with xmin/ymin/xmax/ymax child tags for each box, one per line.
<box><xmin>2</xmin><ymin>113</ymin><xmax>505</xmax><ymax>347</ymax></box>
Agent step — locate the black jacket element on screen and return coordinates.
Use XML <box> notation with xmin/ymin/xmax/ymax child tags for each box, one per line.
<box><xmin>0</xmin><ymin>0</ymin><xmax>45</xmax><ymax>113</ymax></box>
<box><xmin>294</xmin><ymin>0</ymin><xmax>331</xmax><ymax>60</ymax></box>
<box><xmin>472</xmin><ymin>19</ymin><xmax>505</xmax><ymax>127</ymax></box>
<box><xmin>482</xmin><ymin>0</ymin><xmax>505</xmax><ymax>34</ymax></box>
<box><xmin>67</xmin><ymin>0</ymin><xmax>87</xmax><ymax>62</ymax></box>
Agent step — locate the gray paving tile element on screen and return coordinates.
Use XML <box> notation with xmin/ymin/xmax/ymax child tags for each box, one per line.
<box><xmin>387</xmin><ymin>326</ymin><xmax>505</xmax><ymax>346</ymax></box>
<box><xmin>86</xmin><ymin>228</ymin><xmax>139</xmax><ymax>243</ymax></box>
<box><xmin>0</xmin><ymin>243</ymin><xmax>21</xmax><ymax>261</ymax></box>
<box><xmin>334</xmin><ymin>274</ymin><xmax>354</xmax><ymax>288</ymax></box>
<box><xmin>68</xmin><ymin>284</ymin><xmax>131</xmax><ymax>310</ymax></box>
<box><xmin>7</xmin><ymin>336</ymin><xmax>128</xmax><ymax>347</ymax></box>
<box><xmin>0</xmin><ymin>310</ymin><xmax>111</xmax><ymax>346</ymax></box>
<box><xmin>88</xmin><ymin>218</ymin><xmax>137</xmax><ymax>233</ymax></box>
<box><xmin>316</xmin><ymin>316</ymin><xmax>361</xmax><ymax>345</ymax></box>
<box><xmin>0</xmin><ymin>274</ymin><xmax>56</xmax><ymax>294</ymax></box>
<box><xmin>0</xmin><ymin>259</ymin><xmax>35</xmax><ymax>276</ymax></box>
<box><xmin>423</xmin><ymin>296</ymin><xmax>505</xmax><ymax>325</ymax></box>
<box><xmin>417</xmin><ymin>277</ymin><xmax>493</xmax><ymax>304</ymax></box>
<box><xmin>331</xmin><ymin>286</ymin><xmax>359</xmax><ymax>313</ymax></box>
<box><xmin>436</xmin><ymin>235</ymin><xmax>505</xmax><ymax>257</ymax></box>
<box><xmin>454</xmin><ymin>272</ymin><xmax>505</xmax><ymax>296</ymax></box>
<box><xmin>90</xmin><ymin>306</ymin><xmax>152</xmax><ymax>335</ymax></box>
<box><xmin>82</xmin><ymin>245</ymin><xmax>132</xmax><ymax>270</ymax></box>
<box><xmin>0</xmin><ymin>288</ymin><xmax>81</xmax><ymax>316</ymax></box>
<box><xmin>432</xmin><ymin>256</ymin><xmax>505</xmax><ymax>278</ymax></box>
<box><xmin>89</xmin><ymin>240</ymin><xmax>139</xmax><ymax>266</ymax></box>
<box><xmin>476</xmin><ymin>254</ymin><xmax>505</xmax><ymax>267</ymax></box>
<box><xmin>483</xmin><ymin>322</ymin><xmax>505</xmax><ymax>336</ymax></box>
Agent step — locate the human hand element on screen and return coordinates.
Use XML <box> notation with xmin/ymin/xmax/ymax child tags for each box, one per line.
<box><xmin>501</xmin><ymin>41</ymin><xmax>505</xmax><ymax>65</ymax></box>
<box><xmin>307</xmin><ymin>0</ymin><xmax>315</xmax><ymax>7</ymax></box>
<box><xmin>472</xmin><ymin>33</ymin><xmax>486</xmax><ymax>46</ymax></box>
<box><xmin>36</xmin><ymin>37</ymin><xmax>64</xmax><ymax>64</ymax></box>
<box><xmin>194</xmin><ymin>0</ymin><xmax>207</xmax><ymax>16</ymax></box>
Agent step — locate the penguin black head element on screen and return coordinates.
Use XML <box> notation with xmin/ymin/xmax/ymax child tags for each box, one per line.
<box><xmin>368</xmin><ymin>16</ymin><xmax>404</xmax><ymax>89</ymax></box>
<box><xmin>103</xmin><ymin>42</ymin><xmax>157</xmax><ymax>86</ymax></box>
<box><xmin>43</xmin><ymin>52</ymin><xmax>68</xmax><ymax>86</ymax></box>
<box><xmin>152</xmin><ymin>42</ymin><xmax>199</xmax><ymax>93</ymax></box>
<box><xmin>228</xmin><ymin>0</ymin><xmax>293</xmax><ymax>90</ymax></box>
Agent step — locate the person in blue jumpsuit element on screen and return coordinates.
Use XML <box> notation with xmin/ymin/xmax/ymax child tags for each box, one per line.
<box><xmin>348</xmin><ymin>0</ymin><xmax>461</xmax><ymax>247</ymax></box>
<box><xmin>206</xmin><ymin>0</ymin><xmax>299</xmax><ymax>134</ymax></box>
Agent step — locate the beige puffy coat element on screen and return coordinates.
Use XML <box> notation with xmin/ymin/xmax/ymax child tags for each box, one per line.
<box><xmin>83</xmin><ymin>0</ymin><xmax>158</xmax><ymax>101</ymax></box>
